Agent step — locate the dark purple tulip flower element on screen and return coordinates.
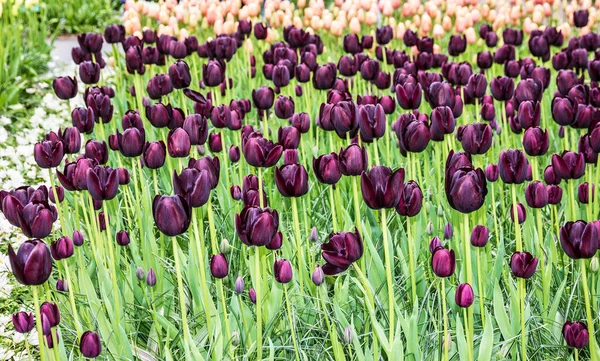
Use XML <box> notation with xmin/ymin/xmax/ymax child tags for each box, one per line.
<box><xmin>242</xmin><ymin>132</ymin><xmax>283</xmax><ymax>167</ymax></box>
<box><xmin>189</xmin><ymin>156</ymin><xmax>220</xmax><ymax>189</ymax></box>
<box><xmin>448</xmin><ymin>35</ymin><xmax>467</xmax><ymax>56</ymax></box>
<box><xmin>34</xmin><ymin>137</ymin><xmax>64</xmax><ymax>169</ymax></box>
<box><xmin>152</xmin><ymin>195</ymin><xmax>191</xmax><ymax>236</ymax></box>
<box><xmin>551</xmin><ymin>151</ymin><xmax>586</xmax><ymax>180</ymax></box>
<box><xmin>376</xmin><ymin>25</ymin><xmax>393</xmax><ymax>45</ymax></box>
<box><xmin>235</xmin><ymin>206</ymin><xmax>280</xmax><ymax>247</ymax></box>
<box><xmin>208</xmin><ymin>133</ymin><xmax>222</xmax><ymax>153</ymax></box>
<box><xmin>457</xmin><ymin>123</ymin><xmax>493</xmax><ymax>155</ymax></box>
<box><xmin>313</xmin><ymin>153</ymin><xmax>342</xmax><ymax>184</ymax></box>
<box><xmin>146</xmin><ymin>74</ymin><xmax>173</xmax><ymax>100</ymax></box>
<box><xmin>274</xmin><ymin>259</ymin><xmax>293</xmax><ymax>283</ymax></box>
<box><xmin>8</xmin><ymin>239</ymin><xmax>53</xmax><ymax>285</ymax></box>
<box><xmin>563</xmin><ymin>321</ymin><xmax>589</xmax><ymax>349</ymax></box>
<box><xmin>490</xmin><ymin>76</ymin><xmax>514</xmax><ymax>101</ymax></box>
<box><xmin>510</xmin><ymin>251</ymin><xmax>538</xmax><ymax>278</ymax></box>
<box><xmin>395</xmin><ymin>112</ymin><xmax>431</xmax><ymax>154</ymax></box>
<box><xmin>142</xmin><ymin>141</ymin><xmax>166</xmax><ymax>169</ymax></box>
<box><xmin>578</xmin><ymin>182</ymin><xmax>595</xmax><ymax>204</ymax></box>
<box><xmin>173</xmin><ymin>168</ymin><xmax>211</xmax><ymax>208</ymax></box>
<box><xmin>339</xmin><ymin>144</ymin><xmax>368</xmax><ymax>176</ymax></box>
<box><xmin>551</xmin><ymin>97</ymin><xmax>576</xmax><ymax>126</ymax></box>
<box><xmin>58</xmin><ymin>127</ymin><xmax>81</xmax><ymax>155</ymax></box>
<box><xmin>71</xmin><ymin>106</ymin><xmax>95</xmax><ymax>134</ymax></box>
<box><xmin>50</xmin><ymin>236</ymin><xmax>73</xmax><ymax>260</ymax></box>
<box><xmin>183</xmin><ymin>114</ymin><xmax>209</xmax><ymax>146</ymax></box>
<box><xmin>169</xmin><ymin>60</ymin><xmax>191</xmax><ymax>89</ymax></box>
<box><xmin>431</xmin><ymin>247</ymin><xmax>456</xmax><ymax>278</ymax></box>
<box><xmin>525</xmin><ymin>181</ymin><xmax>549</xmax><ymax>208</ymax></box>
<box><xmin>210</xmin><ymin>253</ymin><xmax>229</xmax><ymax>278</ymax></box>
<box><xmin>274</xmin><ymin>96</ymin><xmax>295</xmax><ymax>120</ymax></box>
<box><xmin>522</xmin><ymin>127</ymin><xmax>549</xmax><ymax>156</ymax></box>
<box><xmin>427</xmin><ymin>82</ymin><xmax>455</xmax><ymax>108</ymax></box>
<box><xmin>275</xmin><ymin>162</ymin><xmax>308</xmax><ymax>197</ymax></box>
<box><xmin>455</xmin><ymin>283</ymin><xmax>474</xmax><ymax>308</ymax></box>
<box><xmin>116</xmin><ymin>230</ymin><xmax>130</xmax><ymax>246</ymax></box>
<box><xmin>86</xmin><ymin>166</ymin><xmax>119</xmax><ymax>201</ymax></box>
<box><xmin>430</xmin><ymin>106</ymin><xmax>456</xmax><ymax>141</ymax></box>
<box><xmin>560</xmin><ymin>221</ymin><xmax>598</xmax><ymax>259</ymax></box>
<box><xmin>360</xmin><ymin>166</ymin><xmax>405</xmax><ymax>209</ymax></box>
<box><xmin>498</xmin><ymin>150</ymin><xmax>529</xmax><ymax>184</ymax></box>
<box><xmin>466</xmin><ymin>73</ymin><xmax>487</xmax><ymax>100</ymax></box>
<box><xmin>396</xmin><ymin>180</ymin><xmax>423</xmax><ymax>217</ymax></box>
<box><xmin>396</xmin><ymin>81</ymin><xmax>422</xmax><ymax>110</ymax></box>
<box><xmin>104</xmin><ymin>24</ymin><xmax>125</xmax><ymax>44</ymax></box>
<box><xmin>167</xmin><ymin>128</ymin><xmax>191</xmax><ymax>158</ymax></box>
<box><xmin>313</xmin><ymin>63</ymin><xmax>337</xmax><ymax>90</ymax></box>
<box><xmin>574</xmin><ymin>10</ymin><xmax>589</xmax><ymax>27</ymax></box>
<box><xmin>79</xmin><ymin>61</ymin><xmax>100</xmax><ymax>84</ymax></box>
<box><xmin>229</xmin><ymin>146</ymin><xmax>240</xmax><ymax>163</ymax></box>
<box><xmin>252</xmin><ymin>86</ymin><xmax>275</xmax><ymax>110</ymax></box>
<box><xmin>80</xmin><ymin>331</ymin><xmax>102</xmax><ymax>358</ymax></box>
<box><xmin>358</xmin><ymin>104</ymin><xmax>386</xmax><ymax>142</ymax></box>
<box><xmin>547</xmin><ymin>185</ymin><xmax>563</xmax><ymax>204</ymax></box>
<box><xmin>290</xmin><ymin>112</ymin><xmax>310</xmax><ymax>133</ymax></box>
<box><xmin>272</xmin><ymin>64</ymin><xmax>291</xmax><ymax>88</ymax></box>
<box><xmin>445</xmin><ymin>167</ymin><xmax>488</xmax><ymax>213</ymax></box>
<box><xmin>12</xmin><ymin>312</ymin><xmax>35</xmax><ymax>334</ymax></box>
<box><xmin>517</xmin><ymin>101</ymin><xmax>540</xmax><ymax>129</ymax></box>
<box><xmin>53</xmin><ymin>76</ymin><xmax>77</xmax><ymax>100</ymax></box>
<box><xmin>484</xmin><ymin>164</ymin><xmax>499</xmax><ymax>182</ymax></box>
<box><xmin>321</xmin><ymin>228</ymin><xmax>363</xmax><ymax>275</ymax></box>
<box><xmin>471</xmin><ymin>225</ymin><xmax>489</xmax><ymax>247</ymax></box>
<box><xmin>18</xmin><ymin>200</ymin><xmax>57</xmax><ymax>239</ymax></box>
<box><xmin>117</xmin><ymin>128</ymin><xmax>145</xmax><ymax>157</ymax></box>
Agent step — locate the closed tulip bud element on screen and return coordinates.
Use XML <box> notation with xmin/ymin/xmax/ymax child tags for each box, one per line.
<box><xmin>551</xmin><ymin>152</ymin><xmax>586</xmax><ymax>180</ymax></box>
<box><xmin>522</xmin><ymin>127</ymin><xmax>549</xmax><ymax>156</ymax></box>
<box><xmin>72</xmin><ymin>230</ymin><xmax>84</xmax><ymax>246</ymax></box>
<box><xmin>431</xmin><ymin>247</ymin><xmax>456</xmax><ymax>278</ymax></box>
<box><xmin>430</xmin><ymin>106</ymin><xmax>456</xmax><ymax>141</ymax></box>
<box><xmin>152</xmin><ymin>195</ymin><xmax>191</xmax><ymax>236</ymax></box>
<box><xmin>447</xmin><ymin>34</ymin><xmax>467</xmax><ymax>56</ymax></box>
<box><xmin>56</xmin><ymin>279</ymin><xmax>68</xmax><ymax>292</ymax></box>
<box><xmin>252</xmin><ymin>86</ymin><xmax>275</xmax><ymax>110</ymax></box>
<box><xmin>116</xmin><ymin>127</ymin><xmax>145</xmax><ymax>157</ymax></box>
<box><xmin>573</xmin><ymin>10</ymin><xmax>589</xmax><ymax>28</ymax></box>
<box><xmin>104</xmin><ymin>24</ymin><xmax>124</xmax><ymax>44</ymax></box>
<box><xmin>79</xmin><ymin>61</ymin><xmax>101</xmax><ymax>84</ymax></box>
<box><xmin>146</xmin><ymin>74</ymin><xmax>173</xmax><ymax>100</ymax></box>
<box><xmin>254</xmin><ymin>23</ymin><xmax>268</xmax><ymax>40</ymax></box>
<box><xmin>429</xmin><ymin>236</ymin><xmax>442</xmax><ymax>253</ymax></box>
<box><xmin>313</xmin><ymin>63</ymin><xmax>337</xmax><ymax>90</ymax></box>
<box><xmin>338</xmin><ymin>144</ymin><xmax>368</xmax><ymax>176</ymax></box>
<box><xmin>135</xmin><ymin>266</ymin><xmax>145</xmax><ymax>281</ymax></box>
<box><xmin>167</xmin><ymin>128</ymin><xmax>191</xmax><ymax>158</ymax></box>
<box><xmin>210</xmin><ymin>253</ymin><xmax>229</xmax><ymax>278</ymax></box>
<box><xmin>444</xmin><ymin>222</ymin><xmax>453</xmax><ymax>240</ymax></box>
<box><xmin>48</xmin><ymin>185</ymin><xmax>64</xmax><ymax>204</ymax></box>
<box><xmin>208</xmin><ymin>133</ymin><xmax>222</xmax><ymax>153</ymax></box>
<box><xmin>509</xmin><ymin>202</ymin><xmax>526</xmax><ymax>224</ymax></box>
<box><xmin>169</xmin><ymin>60</ymin><xmax>191</xmax><ymax>89</ymax></box>
<box><xmin>146</xmin><ymin>268</ymin><xmax>156</xmax><ymax>286</ymax></box>
<box><xmin>12</xmin><ymin>312</ymin><xmax>34</xmax><ymax>334</ymax></box>
<box><xmin>525</xmin><ymin>181</ymin><xmax>549</xmax><ymax>208</ymax></box>
<box><xmin>313</xmin><ymin>153</ymin><xmax>342</xmax><ymax>184</ymax></box>
<box><xmin>516</xmin><ymin>101</ymin><xmax>540</xmax><ymax>130</ymax></box>
<box><xmin>510</xmin><ymin>251</ymin><xmax>538</xmax><ymax>279</ymax></box>
<box><xmin>202</xmin><ymin>60</ymin><xmax>226</xmax><ymax>87</ymax></box>
<box><xmin>274</xmin><ymin>96</ymin><xmax>295</xmax><ymax>120</ymax></box>
<box><xmin>470</xmin><ymin>225</ymin><xmax>489</xmax><ymax>247</ymax></box>
<box><xmin>484</xmin><ymin>164</ymin><xmax>499</xmax><ymax>182</ymax></box>
<box><xmin>465</xmin><ymin>73</ymin><xmax>487</xmax><ymax>100</ymax></box>
<box><xmin>396</xmin><ymin>180</ymin><xmax>423</xmax><ymax>217</ymax></box>
<box><xmin>498</xmin><ymin>149</ymin><xmax>529</xmax><ymax>184</ymax></box>
<box><xmin>455</xmin><ymin>283</ymin><xmax>474</xmax><ymax>308</ymax></box>
<box><xmin>142</xmin><ymin>141</ymin><xmax>166</xmax><ymax>169</ymax></box>
<box><xmin>248</xmin><ymin>288</ymin><xmax>257</xmax><ymax>303</ymax></box>
<box><xmin>272</xmin><ymin>64</ymin><xmax>291</xmax><ymax>88</ymax></box>
<box><xmin>578</xmin><ymin>182</ymin><xmax>595</xmax><ymax>204</ymax></box>
<box><xmin>358</xmin><ymin>104</ymin><xmax>386</xmax><ymax>142</ymax></box>
<box><xmin>445</xmin><ymin>167</ymin><xmax>488</xmax><ymax>213</ymax></box>
<box><xmin>321</xmin><ymin>228</ymin><xmax>363</xmax><ymax>275</ymax></box>
<box><xmin>80</xmin><ymin>331</ymin><xmax>102</xmax><ymax>358</ymax></box>
<box><xmin>561</xmin><ymin>321</ymin><xmax>590</xmax><ymax>349</ymax></box>
<box><xmin>273</xmin><ymin>259</ymin><xmax>293</xmax><ymax>283</ymax></box>
<box><xmin>546</xmin><ymin>185</ymin><xmax>563</xmax><ymax>204</ymax></box>
<box><xmin>361</xmin><ymin>166</ymin><xmax>405</xmax><ymax>209</ymax></box>
<box><xmin>457</xmin><ymin>123</ymin><xmax>493</xmax><ymax>155</ymax></box>
<box><xmin>275</xmin><ymin>162</ymin><xmax>308</xmax><ymax>197</ymax></box>
<box><xmin>53</xmin><ymin>76</ymin><xmax>78</xmax><ymax>100</ymax></box>
<box><xmin>234</xmin><ymin>276</ymin><xmax>245</xmax><ymax>295</ymax></box>
<box><xmin>114</xmin><ymin>230</ymin><xmax>129</xmax><ymax>246</ymax></box>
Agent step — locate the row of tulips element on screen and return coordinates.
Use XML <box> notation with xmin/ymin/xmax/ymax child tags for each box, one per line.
<box><xmin>4</xmin><ymin>6</ymin><xmax>600</xmax><ymax>361</ymax></box>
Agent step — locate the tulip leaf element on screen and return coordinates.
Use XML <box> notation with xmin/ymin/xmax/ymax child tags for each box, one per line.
<box><xmin>493</xmin><ymin>284</ymin><xmax>514</xmax><ymax>341</ymax></box>
<box><xmin>477</xmin><ymin>310</ymin><xmax>494</xmax><ymax>361</ymax></box>
<box><xmin>455</xmin><ymin>315</ymin><xmax>468</xmax><ymax>361</ymax></box>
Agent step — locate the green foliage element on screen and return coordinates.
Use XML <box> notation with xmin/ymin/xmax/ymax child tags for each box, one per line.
<box><xmin>43</xmin><ymin>0</ymin><xmax>120</xmax><ymax>35</ymax></box>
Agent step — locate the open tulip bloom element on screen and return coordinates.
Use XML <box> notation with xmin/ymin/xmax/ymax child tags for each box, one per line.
<box><xmin>6</xmin><ymin>2</ymin><xmax>600</xmax><ymax>360</ymax></box>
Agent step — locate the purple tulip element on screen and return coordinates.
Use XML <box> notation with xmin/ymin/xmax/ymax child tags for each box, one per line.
<box><xmin>360</xmin><ymin>166</ymin><xmax>405</xmax><ymax>209</ymax></box>
<box><xmin>274</xmin><ymin>259</ymin><xmax>293</xmax><ymax>283</ymax></box>
<box><xmin>321</xmin><ymin>228</ymin><xmax>363</xmax><ymax>275</ymax></box>
<box><xmin>8</xmin><ymin>239</ymin><xmax>53</xmax><ymax>285</ymax></box>
<box><xmin>80</xmin><ymin>331</ymin><xmax>102</xmax><ymax>358</ymax></box>
<box><xmin>510</xmin><ymin>251</ymin><xmax>538</xmax><ymax>279</ymax></box>
<box><xmin>235</xmin><ymin>206</ymin><xmax>280</xmax><ymax>247</ymax></box>
<box><xmin>455</xmin><ymin>283</ymin><xmax>474</xmax><ymax>307</ymax></box>
<box><xmin>210</xmin><ymin>253</ymin><xmax>229</xmax><ymax>278</ymax></box>
<box><xmin>431</xmin><ymin>247</ymin><xmax>456</xmax><ymax>277</ymax></box>
<box><xmin>152</xmin><ymin>195</ymin><xmax>191</xmax><ymax>236</ymax></box>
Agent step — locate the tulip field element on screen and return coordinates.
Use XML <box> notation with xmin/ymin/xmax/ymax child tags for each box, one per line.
<box><xmin>5</xmin><ymin>0</ymin><xmax>600</xmax><ymax>360</ymax></box>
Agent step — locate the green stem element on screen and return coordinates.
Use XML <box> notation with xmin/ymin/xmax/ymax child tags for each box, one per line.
<box><xmin>192</xmin><ymin>209</ymin><xmax>213</xmax><ymax>340</ymax></box>
<box><xmin>284</xmin><ymin>285</ymin><xmax>301</xmax><ymax>361</ymax></box>
<box><xmin>519</xmin><ymin>278</ymin><xmax>527</xmax><ymax>361</ymax></box>
<box><xmin>476</xmin><ymin>248</ymin><xmax>485</xmax><ymax>326</ymax></box>
<box><xmin>329</xmin><ymin>185</ymin><xmax>339</xmax><ymax>232</ymax></box>
<box><xmin>102</xmin><ymin>202</ymin><xmax>121</xmax><ymax>323</ymax></box>
<box><xmin>406</xmin><ymin>217</ymin><xmax>417</xmax><ymax>303</ymax></box>
<box><xmin>441</xmin><ymin>279</ymin><xmax>449</xmax><ymax>361</ymax></box>
<box><xmin>291</xmin><ymin>197</ymin><xmax>305</xmax><ymax>295</ymax></box>
<box><xmin>32</xmin><ymin>286</ymin><xmax>46</xmax><ymax>361</ymax></box>
<box><xmin>62</xmin><ymin>260</ymin><xmax>83</xmax><ymax>335</ymax></box>
<box><xmin>511</xmin><ymin>186</ymin><xmax>523</xmax><ymax>251</ymax></box>
<box><xmin>381</xmin><ymin>208</ymin><xmax>394</xmax><ymax>345</ymax></box>
<box><xmin>254</xmin><ymin>248</ymin><xmax>263</xmax><ymax>360</ymax></box>
<box><xmin>171</xmin><ymin>237</ymin><xmax>192</xmax><ymax>355</ymax></box>
<box><xmin>581</xmin><ymin>260</ymin><xmax>597</xmax><ymax>361</ymax></box>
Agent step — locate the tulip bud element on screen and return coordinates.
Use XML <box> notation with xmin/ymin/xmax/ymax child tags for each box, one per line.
<box><xmin>343</xmin><ymin>326</ymin><xmax>353</xmax><ymax>344</ymax></box>
<box><xmin>235</xmin><ymin>276</ymin><xmax>245</xmax><ymax>295</ymax></box>
<box><xmin>591</xmin><ymin>257</ymin><xmax>599</xmax><ymax>273</ymax></box>
<box><xmin>249</xmin><ymin>288</ymin><xmax>257</xmax><ymax>303</ymax></box>
<box><xmin>312</xmin><ymin>264</ymin><xmax>325</xmax><ymax>286</ymax></box>
<box><xmin>210</xmin><ymin>253</ymin><xmax>229</xmax><ymax>278</ymax></box>
<box><xmin>136</xmin><ymin>266</ymin><xmax>145</xmax><ymax>281</ymax></box>
<box><xmin>310</xmin><ymin>227</ymin><xmax>318</xmax><ymax>242</ymax></box>
<box><xmin>209</xmin><ymin>133</ymin><xmax>223</xmax><ymax>153</ymax></box>
<box><xmin>146</xmin><ymin>268</ymin><xmax>156</xmax><ymax>287</ymax></box>
<box><xmin>509</xmin><ymin>202</ymin><xmax>526</xmax><ymax>224</ymax></box>
<box><xmin>80</xmin><ymin>331</ymin><xmax>102</xmax><ymax>358</ymax></box>
<box><xmin>431</xmin><ymin>247</ymin><xmax>456</xmax><ymax>278</ymax></box>
<box><xmin>455</xmin><ymin>283</ymin><xmax>474</xmax><ymax>308</ymax></box>
<box><xmin>471</xmin><ymin>225</ymin><xmax>489</xmax><ymax>247</ymax></box>
<box><xmin>443</xmin><ymin>222</ymin><xmax>453</xmax><ymax>239</ymax></box>
<box><xmin>72</xmin><ymin>230</ymin><xmax>84</xmax><ymax>246</ymax></box>
<box><xmin>56</xmin><ymin>279</ymin><xmax>67</xmax><ymax>292</ymax></box>
<box><xmin>8</xmin><ymin>240</ymin><xmax>53</xmax><ymax>285</ymax></box>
